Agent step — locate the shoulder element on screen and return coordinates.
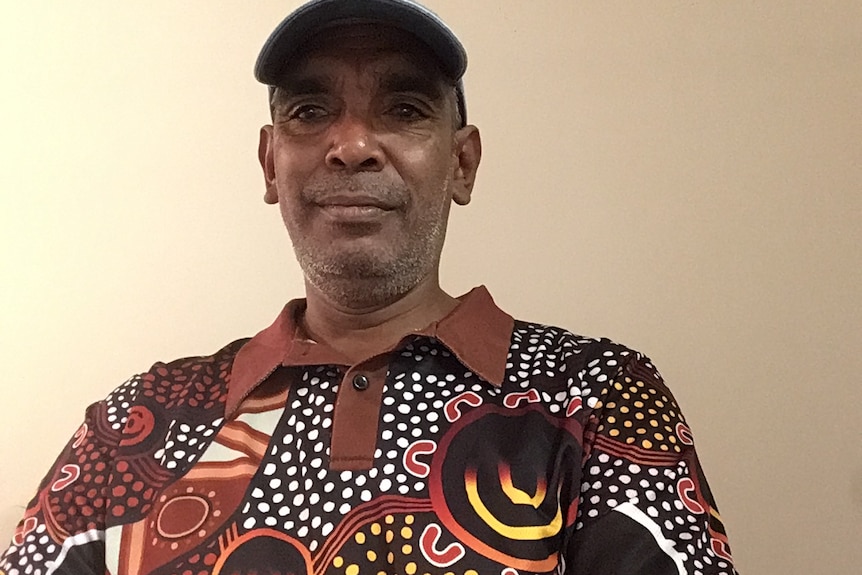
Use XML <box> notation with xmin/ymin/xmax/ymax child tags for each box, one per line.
<box><xmin>97</xmin><ymin>337</ymin><xmax>251</xmax><ymax>434</ymax></box>
<box><xmin>508</xmin><ymin>319</ymin><xmax>670</xmax><ymax>403</ymax></box>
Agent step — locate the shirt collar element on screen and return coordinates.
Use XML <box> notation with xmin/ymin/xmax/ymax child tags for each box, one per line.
<box><xmin>225</xmin><ymin>286</ymin><xmax>513</xmax><ymax>418</ymax></box>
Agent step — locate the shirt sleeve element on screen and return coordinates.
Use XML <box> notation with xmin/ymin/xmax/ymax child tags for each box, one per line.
<box><xmin>565</xmin><ymin>353</ymin><xmax>738</xmax><ymax>575</ymax></box>
<box><xmin>0</xmin><ymin>393</ymin><xmax>124</xmax><ymax>575</ymax></box>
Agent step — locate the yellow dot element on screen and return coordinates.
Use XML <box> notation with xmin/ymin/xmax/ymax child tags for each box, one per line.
<box><xmin>622</xmin><ymin>392</ymin><xmax>631</xmax><ymax>400</ymax></box>
<box><xmin>367</xmin><ymin>550</ymin><xmax>377</xmax><ymax>562</ymax></box>
<box><xmin>636</xmin><ymin>428</ymin><xmax>646</xmax><ymax>435</ymax></box>
<box><xmin>387</xmin><ymin>552</ymin><xmax>395</xmax><ymax>564</ymax></box>
<box><xmin>661</xmin><ymin>444</ymin><xmax>670</xmax><ymax>451</ymax></box>
<box><xmin>609</xmin><ymin>429</ymin><xmax>620</xmax><ymax>437</ymax></box>
<box><xmin>629</xmin><ymin>386</ymin><xmax>638</xmax><ymax>393</ymax></box>
<box><xmin>626</xmin><ymin>437</ymin><xmax>635</xmax><ymax>444</ymax></box>
<box><xmin>594</xmin><ymin>400</ymin><xmax>604</xmax><ymax>409</ymax></box>
<box><xmin>624</xmin><ymin>377</ymin><xmax>632</xmax><ymax>383</ymax></box>
<box><xmin>620</xmin><ymin>406</ymin><xmax>630</xmax><ymax>414</ymax></box>
<box><xmin>635</xmin><ymin>413</ymin><xmax>644</xmax><ymax>420</ymax></box>
<box><xmin>405</xmin><ymin>562</ymin><xmax>417</xmax><ymax>574</ymax></box>
<box><xmin>401</xmin><ymin>526</ymin><xmax>413</xmax><ymax>539</ymax></box>
<box><xmin>402</xmin><ymin>544</ymin><xmax>413</xmax><ymax>554</ymax></box>
<box><xmin>634</xmin><ymin>401</ymin><xmax>644</xmax><ymax>409</ymax></box>
<box><xmin>386</xmin><ymin>530</ymin><xmax>394</xmax><ymax>543</ymax></box>
<box><xmin>649</xmin><ymin>419</ymin><xmax>659</xmax><ymax>427</ymax></box>
<box><xmin>465</xmin><ymin>570</ymin><xmax>479</xmax><ymax>575</ymax></box>
<box><xmin>642</xmin><ymin>440</ymin><xmax>653</xmax><ymax>449</ymax></box>
<box><xmin>623</xmin><ymin>420</ymin><xmax>632</xmax><ymax>428</ymax></box>
<box><xmin>662</xmin><ymin>414</ymin><xmax>670</xmax><ymax>422</ymax></box>
<box><xmin>385</xmin><ymin>514</ymin><xmax>394</xmax><ymax>524</ymax></box>
<box><xmin>333</xmin><ymin>557</ymin><xmax>344</xmax><ymax>568</ymax></box>
<box><xmin>607</xmin><ymin>416</ymin><xmax>616</xmax><ymax>424</ymax></box>
<box><xmin>606</xmin><ymin>402</ymin><xmax>617</xmax><ymax>409</ymax></box>
<box><xmin>614</xmin><ymin>382</ymin><xmax>624</xmax><ymax>390</ymax></box>
<box><xmin>669</xmin><ymin>436</ymin><xmax>677</xmax><ymax>444</ymax></box>
<box><xmin>370</xmin><ymin>523</ymin><xmax>381</xmax><ymax>535</ymax></box>
<box><xmin>355</xmin><ymin>532</ymin><xmax>366</xmax><ymax>544</ymax></box>
<box><xmin>597</xmin><ymin>424</ymin><xmax>605</xmax><ymax>432</ymax></box>
<box><xmin>643</xmin><ymin>394</ymin><xmax>652</xmax><ymax>401</ymax></box>
<box><xmin>405</xmin><ymin>515</ymin><xmax>414</xmax><ymax>525</ymax></box>
<box><xmin>345</xmin><ymin>565</ymin><xmax>359</xmax><ymax>575</ymax></box>
<box><xmin>669</xmin><ymin>410</ymin><xmax>676</xmax><ymax>417</ymax></box>
<box><xmin>655</xmin><ymin>433</ymin><xmax>664</xmax><ymax>441</ymax></box>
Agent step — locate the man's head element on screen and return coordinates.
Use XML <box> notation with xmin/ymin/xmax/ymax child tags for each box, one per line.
<box><xmin>255</xmin><ymin>0</ymin><xmax>481</xmax><ymax>309</ymax></box>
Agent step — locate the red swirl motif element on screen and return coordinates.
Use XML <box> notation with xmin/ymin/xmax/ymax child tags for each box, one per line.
<box><xmin>711</xmin><ymin>533</ymin><xmax>734</xmax><ymax>562</ymax></box>
<box><xmin>51</xmin><ymin>464</ymin><xmax>80</xmax><ymax>492</ymax></box>
<box><xmin>503</xmin><ymin>389</ymin><xmax>541</xmax><ymax>409</ymax></box>
<box><xmin>420</xmin><ymin>523</ymin><xmax>465</xmax><ymax>568</ymax></box>
<box><xmin>565</xmin><ymin>397</ymin><xmax>583</xmax><ymax>417</ymax></box>
<box><xmin>677</xmin><ymin>477</ymin><xmax>705</xmax><ymax>514</ymax></box>
<box><xmin>72</xmin><ymin>422</ymin><xmax>88</xmax><ymax>449</ymax></box>
<box><xmin>675</xmin><ymin>422</ymin><xmax>694</xmax><ymax>446</ymax></box>
<box><xmin>404</xmin><ymin>440</ymin><xmax>437</xmax><ymax>478</ymax></box>
<box><xmin>444</xmin><ymin>391</ymin><xmax>483</xmax><ymax>422</ymax></box>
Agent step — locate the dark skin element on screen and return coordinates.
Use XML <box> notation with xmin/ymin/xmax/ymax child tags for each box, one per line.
<box><xmin>258</xmin><ymin>24</ymin><xmax>482</xmax><ymax>363</ymax></box>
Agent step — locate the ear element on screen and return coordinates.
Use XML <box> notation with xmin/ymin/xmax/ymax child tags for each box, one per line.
<box><xmin>259</xmin><ymin>125</ymin><xmax>279</xmax><ymax>205</ymax></box>
<box><xmin>450</xmin><ymin>125</ymin><xmax>482</xmax><ymax>206</ymax></box>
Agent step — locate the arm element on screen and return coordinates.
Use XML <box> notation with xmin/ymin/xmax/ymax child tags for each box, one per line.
<box><xmin>566</xmin><ymin>354</ymin><xmax>737</xmax><ymax>574</ymax></box>
<box><xmin>0</xmin><ymin>391</ymin><xmax>126</xmax><ymax>575</ymax></box>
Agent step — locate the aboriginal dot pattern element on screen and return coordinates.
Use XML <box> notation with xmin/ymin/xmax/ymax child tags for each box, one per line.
<box><xmin>1</xmin><ymin>320</ymin><xmax>736</xmax><ymax>575</ymax></box>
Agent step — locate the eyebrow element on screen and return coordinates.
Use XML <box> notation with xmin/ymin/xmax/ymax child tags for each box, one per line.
<box><xmin>275</xmin><ymin>74</ymin><xmax>331</xmax><ymax>98</ymax></box>
<box><xmin>274</xmin><ymin>68</ymin><xmax>447</xmax><ymax>101</ymax></box>
<box><xmin>379</xmin><ymin>71</ymin><xmax>446</xmax><ymax>102</ymax></box>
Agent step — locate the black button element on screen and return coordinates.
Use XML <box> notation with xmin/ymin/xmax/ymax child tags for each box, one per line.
<box><xmin>352</xmin><ymin>374</ymin><xmax>370</xmax><ymax>391</ymax></box>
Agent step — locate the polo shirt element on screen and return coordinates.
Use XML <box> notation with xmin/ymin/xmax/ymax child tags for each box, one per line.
<box><xmin>0</xmin><ymin>286</ymin><xmax>737</xmax><ymax>575</ymax></box>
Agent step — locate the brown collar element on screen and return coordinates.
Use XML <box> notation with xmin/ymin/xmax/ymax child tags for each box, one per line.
<box><xmin>225</xmin><ymin>286</ymin><xmax>514</xmax><ymax>418</ymax></box>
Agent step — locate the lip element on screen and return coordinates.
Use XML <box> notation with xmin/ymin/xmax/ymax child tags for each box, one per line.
<box><xmin>315</xmin><ymin>195</ymin><xmax>397</xmax><ymax>223</ymax></box>
<box><xmin>315</xmin><ymin>194</ymin><xmax>396</xmax><ymax>209</ymax></box>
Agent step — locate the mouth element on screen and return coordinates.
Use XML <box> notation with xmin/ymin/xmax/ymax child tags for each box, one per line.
<box><xmin>315</xmin><ymin>195</ymin><xmax>398</xmax><ymax>222</ymax></box>
<box><xmin>316</xmin><ymin>195</ymin><xmax>397</xmax><ymax>209</ymax></box>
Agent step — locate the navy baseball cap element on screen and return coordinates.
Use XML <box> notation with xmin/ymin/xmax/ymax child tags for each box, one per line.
<box><xmin>254</xmin><ymin>0</ymin><xmax>468</xmax><ymax>126</ymax></box>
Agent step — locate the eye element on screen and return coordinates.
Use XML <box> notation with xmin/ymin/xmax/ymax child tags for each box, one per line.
<box><xmin>388</xmin><ymin>102</ymin><xmax>429</xmax><ymax>121</ymax></box>
<box><xmin>288</xmin><ymin>104</ymin><xmax>329</xmax><ymax>122</ymax></box>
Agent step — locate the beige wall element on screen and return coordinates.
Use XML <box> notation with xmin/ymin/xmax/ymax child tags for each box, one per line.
<box><xmin>1</xmin><ymin>1</ymin><xmax>860</xmax><ymax>573</ymax></box>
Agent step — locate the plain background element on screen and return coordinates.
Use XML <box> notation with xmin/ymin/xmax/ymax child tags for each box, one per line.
<box><xmin>1</xmin><ymin>1</ymin><xmax>860</xmax><ymax>573</ymax></box>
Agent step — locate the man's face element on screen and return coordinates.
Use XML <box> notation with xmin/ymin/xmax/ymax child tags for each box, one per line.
<box><xmin>259</xmin><ymin>24</ymin><xmax>481</xmax><ymax>308</ymax></box>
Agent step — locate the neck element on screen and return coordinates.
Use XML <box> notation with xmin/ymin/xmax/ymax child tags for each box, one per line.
<box><xmin>301</xmin><ymin>273</ymin><xmax>459</xmax><ymax>364</ymax></box>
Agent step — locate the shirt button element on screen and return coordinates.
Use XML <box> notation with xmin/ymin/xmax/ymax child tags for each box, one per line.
<box><xmin>352</xmin><ymin>374</ymin><xmax>370</xmax><ymax>391</ymax></box>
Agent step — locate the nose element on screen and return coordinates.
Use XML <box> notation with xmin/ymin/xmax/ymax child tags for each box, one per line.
<box><xmin>325</xmin><ymin>113</ymin><xmax>384</xmax><ymax>172</ymax></box>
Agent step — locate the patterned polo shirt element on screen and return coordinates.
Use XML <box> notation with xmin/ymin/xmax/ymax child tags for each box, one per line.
<box><xmin>0</xmin><ymin>286</ymin><xmax>737</xmax><ymax>575</ymax></box>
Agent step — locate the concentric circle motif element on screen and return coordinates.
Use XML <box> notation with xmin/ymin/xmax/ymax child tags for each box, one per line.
<box><xmin>212</xmin><ymin>528</ymin><xmax>311</xmax><ymax>575</ymax></box>
<box><xmin>118</xmin><ymin>402</ymin><xmax>164</xmax><ymax>453</ymax></box>
<box><xmin>428</xmin><ymin>404</ymin><xmax>584</xmax><ymax>572</ymax></box>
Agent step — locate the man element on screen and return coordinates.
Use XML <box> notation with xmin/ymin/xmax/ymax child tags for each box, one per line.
<box><xmin>0</xmin><ymin>1</ymin><xmax>736</xmax><ymax>574</ymax></box>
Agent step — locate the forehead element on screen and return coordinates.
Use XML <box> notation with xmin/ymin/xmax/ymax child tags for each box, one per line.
<box><xmin>283</xmin><ymin>23</ymin><xmax>449</xmax><ymax>86</ymax></box>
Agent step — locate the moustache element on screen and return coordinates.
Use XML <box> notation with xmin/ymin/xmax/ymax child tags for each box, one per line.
<box><xmin>301</xmin><ymin>174</ymin><xmax>409</xmax><ymax>209</ymax></box>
